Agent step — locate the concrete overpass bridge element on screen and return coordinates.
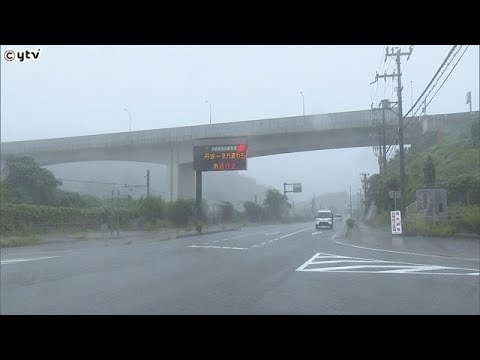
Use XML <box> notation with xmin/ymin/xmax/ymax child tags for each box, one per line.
<box><xmin>1</xmin><ymin>110</ymin><xmax>476</xmax><ymax>200</ymax></box>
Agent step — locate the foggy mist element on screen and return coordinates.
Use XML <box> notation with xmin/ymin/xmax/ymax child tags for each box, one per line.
<box><xmin>1</xmin><ymin>45</ymin><xmax>478</xmax><ymax>203</ymax></box>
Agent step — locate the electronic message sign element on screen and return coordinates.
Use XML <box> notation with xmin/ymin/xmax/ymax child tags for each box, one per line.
<box><xmin>193</xmin><ymin>137</ymin><xmax>248</xmax><ymax>171</ymax></box>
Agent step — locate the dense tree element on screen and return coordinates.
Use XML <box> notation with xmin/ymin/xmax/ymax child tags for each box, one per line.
<box><xmin>167</xmin><ymin>199</ymin><xmax>195</xmax><ymax>227</ymax></box>
<box><xmin>220</xmin><ymin>201</ymin><xmax>234</xmax><ymax>223</ymax></box>
<box><xmin>367</xmin><ymin>174</ymin><xmax>400</xmax><ymax>211</ymax></box>
<box><xmin>243</xmin><ymin>201</ymin><xmax>262</xmax><ymax>222</ymax></box>
<box><xmin>262</xmin><ymin>188</ymin><xmax>291</xmax><ymax>221</ymax></box>
<box><xmin>3</xmin><ymin>155</ymin><xmax>61</xmax><ymax>205</ymax></box>
<box><xmin>137</xmin><ymin>196</ymin><xmax>164</xmax><ymax>224</ymax></box>
<box><xmin>54</xmin><ymin>190</ymin><xmax>103</xmax><ymax>208</ymax></box>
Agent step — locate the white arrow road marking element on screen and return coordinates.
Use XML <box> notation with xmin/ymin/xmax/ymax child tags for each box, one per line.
<box><xmin>1</xmin><ymin>256</ymin><xmax>60</xmax><ymax>265</ymax></box>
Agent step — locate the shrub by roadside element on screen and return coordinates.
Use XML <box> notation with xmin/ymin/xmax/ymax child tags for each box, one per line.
<box><xmin>346</xmin><ymin>218</ymin><xmax>355</xmax><ymax>228</ymax></box>
<box><xmin>0</xmin><ymin>235</ymin><xmax>40</xmax><ymax>248</ymax></box>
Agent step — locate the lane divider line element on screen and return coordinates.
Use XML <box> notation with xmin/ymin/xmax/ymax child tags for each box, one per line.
<box><xmin>188</xmin><ymin>245</ymin><xmax>248</xmax><ymax>250</ymax></box>
<box><xmin>1</xmin><ymin>256</ymin><xmax>60</xmax><ymax>265</ymax></box>
<box><xmin>279</xmin><ymin>227</ymin><xmax>312</xmax><ymax>239</ymax></box>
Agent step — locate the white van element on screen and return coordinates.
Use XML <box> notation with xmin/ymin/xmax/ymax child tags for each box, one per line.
<box><xmin>315</xmin><ymin>210</ymin><xmax>334</xmax><ymax>230</ymax></box>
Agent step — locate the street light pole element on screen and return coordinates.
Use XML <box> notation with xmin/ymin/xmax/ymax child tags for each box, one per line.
<box><xmin>205</xmin><ymin>101</ymin><xmax>212</xmax><ymax>124</ymax></box>
<box><xmin>300</xmin><ymin>91</ymin><xmax>305</xmax><ymax>116</ymax></box>
<box><xmin>124</xmin><ymin>107</ymin><xmax>132</xmax><ymax>132</ymax></box>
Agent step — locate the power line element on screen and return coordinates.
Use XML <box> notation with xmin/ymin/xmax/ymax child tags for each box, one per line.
<box><xmin>386</xmin><ymin>130</ymin><xmax>399</xmax><ymax>159</ymax></box>
<box><xmin>403</xmin><ymin>45</ymin><xmax>458</xmax><ymax>119</ymax></box>
<box><xmin>417</xmin><ymin>45</ymin><xmax>464</xmax><ymax>114</ymax></box>
<box><xmin>403</xmin><ymin>45</ymin><xmax>468</xmax><ymax>132</ymax></box>
<box><xmin>58</xmin><ymin>178</ymin><xmax>146</xmax><ymax>188</ymax></box>
<box><xmin>425</xmin><ymin>45</ymin><xmax>470</xmax><ymax>109</ymax></box>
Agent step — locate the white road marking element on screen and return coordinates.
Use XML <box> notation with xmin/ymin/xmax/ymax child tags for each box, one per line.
<box><xmin>221</xmin><ymin>230</ymin><xmax>275</xmax><ymax>241</ymax></box>
<box><xmin>312</xmin><ymin>231</ymin><xmax>323</xmax><ymax>235</ymax></box>
<box><xmin>251</xmin><ymin>244</ymin><xmax>259</xmax><ymax>248</ymax></box>
<box><xmin>261</xmin><ymin>242</ymin><xmax>267</xmax><ymax>245</ymax></box>
<box><xmin>265</xmin><ymin>232</ymin><xmax>280</xmax><ymax>235</ymax></box>
<box><xmin>188</xmin><ymin>245</ymin><xmax>248</xmax><ymax>250</ymax></box>
<box><xmin>334</xmin><ymin>240</ymin><xmax>480</xmax><ymax>262</ymax></box>
<box><xmin>296</xmin><ymin>253</ymin><xmax>320</xmax><ymax>271</ymax></box>
<box><xmin>331</xmin><ymin>232</ymin><xmax>341</xmax><ymax>241</ymax></box>
<box><xmin>296</xmin><ymin>252</ymin><xmax>479</xmax><ymax>276</ymax></box>
<box><xmin>278</xmin><ymin>227</ymin><xmax>311</xmax><ymax>239</ymax></box>
<box><xmin>1</xmin><ymin>256</ymin><xmax>60</xmax><ymax>265</ymax></box>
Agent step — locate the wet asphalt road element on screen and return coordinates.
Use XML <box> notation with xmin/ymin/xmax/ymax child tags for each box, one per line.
<box><xmin>1</xmin><ymin>222</ymin><xmax>479</xmax><ymax>314</ymax></box>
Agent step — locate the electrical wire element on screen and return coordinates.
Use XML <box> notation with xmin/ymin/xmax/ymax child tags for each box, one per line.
<box><xmin>403</xmin><ymin>45</ymin><xmax>458</xmax><ymax>119</ymax></box>
<box><xmin>58</xmin><ymin>178</ymin><xmax>146</xmax><ymax>188</ymax></box>
<box><xmin>416</xmin><ymin>45</ymin><xmax>464</xmax><ymax>115</ymax></box>
<box><xmin>404</xmin><ymin>45</ymin><xmax>468</xmax><ymax>132</ymax></box>
<box><xmin>425</xmin><ymin>45</ymin><xmax>469</xmax><ymax>109</ymax></box>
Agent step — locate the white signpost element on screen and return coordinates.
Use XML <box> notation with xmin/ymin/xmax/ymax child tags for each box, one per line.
<box><xmin>390</xmin><ymin>211</ymin><xmax>403</xmax><ymax>235</ymax></box>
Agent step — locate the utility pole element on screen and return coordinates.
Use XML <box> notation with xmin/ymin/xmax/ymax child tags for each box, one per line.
<box><xmin>374</xmin><ymin>46</ymin><xmax>413</xmax><ymax>218</ymax></box>
<box><xmin>349</xmin><ymin>186</ymin><xmax>352</xmax><ymax>219</ymax></box>
<box><xmin>111</xmin><ymin>188</ymin><xmax>114</xmax><ymax>212</ymax></box>
<box><xmin>146</xmin><ymin>169</ymin><xmax>150</xmax><ymax>197</ymax></box>
<box><xmin>380</xmin><ymin>100</ymin><xmax>390</xmax><ymax>173</ymax></box>
<box><xmin>360</xmin><ymin>173</ymin><xmax>369</xmax><ymax>215</ymax></box>
<box><xmin>195</xmin><ymin>170</ymin><xmax>202</xmax><ymax>233</ymax></box>
<box><xmin>358</xmin><ymin>190</ymin><xmax>362</xmax><ymax>214</ymax></box>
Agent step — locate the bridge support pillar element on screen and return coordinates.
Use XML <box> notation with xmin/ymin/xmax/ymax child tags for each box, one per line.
<box><xmin>166</xmin><ymin>162</ymin><xmax>195</xmax><ymax>201</ymax></box>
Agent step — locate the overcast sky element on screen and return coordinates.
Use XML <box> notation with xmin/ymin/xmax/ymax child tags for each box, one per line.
<box><xmin>1</xmin><ymin>45</ymin><xmax>478</xmax><ymax>200</ymax></box>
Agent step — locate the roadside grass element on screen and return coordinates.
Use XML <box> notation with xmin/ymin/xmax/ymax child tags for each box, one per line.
<box><xmin>369</xmin><ymin>206</ymin><xmax>480</xmax><ymax>237</ymax></box>
<box><xmin>0</xmin><ymin>235</ymin><xmax>40</xmax><ymax>248</ymax></box>
<box><xmin>367</xmin><ymin>212</ymin><xmax>391</xmax><ymax>232</ymax></box>
<box><xmin>403</xmin><ymin>214</ymin><xmax>456</xmax><ymax>236</ymax></box>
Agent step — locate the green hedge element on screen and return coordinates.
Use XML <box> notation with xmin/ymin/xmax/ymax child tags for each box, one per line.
<box><xmin>0</xmin><ymin>203</ymin><xmax>138</xmax><ymax>235</ymax></box>
<box><xmin>447</xmin><ymin>204</ymin><xmax>480</xmax><ymax>235</ymax></box>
